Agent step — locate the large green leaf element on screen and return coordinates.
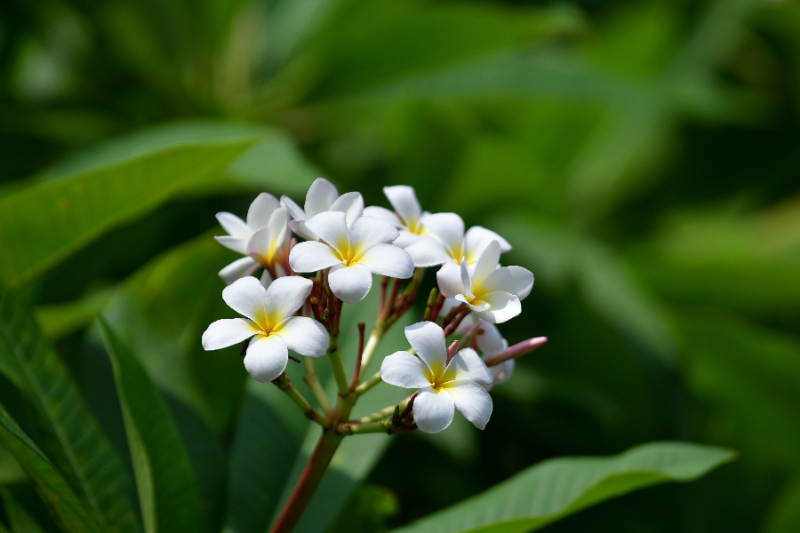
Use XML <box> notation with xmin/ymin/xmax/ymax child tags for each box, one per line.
<box><xmin>39</xmin><ymin>120</ymin><xmax>318</xmax><ymax>195</ymax></box>
<box><xmin>0</xmin><ymin>283</ymin><xmax>140</xmax><ymax>533</ymax></box>
<box><xmin>391</xmin><ymin>442</ymin><xmax>734</xmax><ymax>533</ymax></box>
<box><xmin>222</xmin><ymin>280</ymin><xmax>411</xmax><ymax>533</ymax></box>
<box><xmin>100</xmin><ymin>235</ymin><xmax>247</xmax><ymax>432</ymax></box>
<box><xmin>1</xmin><ymin>488</ymin><xmax>48</xmax><ymax>533</ymax></box>
<box><xmin>0</xmin><ymin>409</ymin><xmax>101</xmax><ymax>533</ymax></box>
<box><xmin>0</xmin><ymin>136</ymin><xmax>257</xmax><ymax>286</ymax></box>
<box><xmin>98</xmin><ymin>319</ymin><xmax>199</xmax><ymax>533</ymax></box>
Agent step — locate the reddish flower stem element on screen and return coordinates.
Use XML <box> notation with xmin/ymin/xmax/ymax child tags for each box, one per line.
<box><xmin>483</xmin><ymin>337</ymin><xmax>549</xmax><ymax>367</ymax></box>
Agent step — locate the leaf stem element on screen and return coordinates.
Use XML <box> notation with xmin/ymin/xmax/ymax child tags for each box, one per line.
<box><xmin>358</xmin><ymin>329</ymin><xmax>383</xmax><ymax>375</ymax></box>
<box><xmin>302</xmin><ymin>358</ymin><xmax>333</xmax><ymax>415</ymax></box>
<box><xmin>272</xmin><ymin>374</ymin><xmax>331</xmax><ymax>428</ymax></box>
<box><xmin>358</xmin><ymin>394</ymin><xmax>414</xmax><ymax>423</ymax></box>
<box><xmin>354</xmin><ymin>371</ymin><xmax>382</xmax><ymax>396</ymax></box>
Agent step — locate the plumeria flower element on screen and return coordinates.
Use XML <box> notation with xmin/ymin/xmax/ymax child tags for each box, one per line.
<box><xmin>437</xmin><ymin>240</ymin><xmax>533</xmax><ymax>324</ymax></box>
<box><xmin>281</xmin><ymin>178</ymin><xmax>363</xmax><ymax>241</ymax></box>
<box><xmin>201</xmin><ymin>276</ymin><xmax>328</xmax><ymax>383</ymax></box>
<box><xmin>380</xmin><ymin>322</ymin><xmax>493</xmax><ymax>433</ymax></box>
<box><xmin>289</xmin><ymin>212</ymin><xmax>414</xmax><ymax>304</ymax></box>
<box><xmin>363</xmin><ymin>185</ymin><xmax>430</xmax><ymax>248</ymax></box>
<box><xmin>441</xmin><ymin>298</ymin><xmax>514</xmax><ymax>388</ymax></box>
<box><xmin>215</xmin><ymin>193</ymin><xmax>289</xmax><ymax>284</ymax></box>
<box><xmin>404</xmin><ymin>212</ymin><xmax>511</xmax><ymax>269</ymax></box>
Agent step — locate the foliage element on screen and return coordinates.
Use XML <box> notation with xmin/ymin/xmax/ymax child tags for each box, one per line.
<box><xmin>2</xmin><ymin>0</ymin><xmax>799</xmax><ymax>531</ymax></box>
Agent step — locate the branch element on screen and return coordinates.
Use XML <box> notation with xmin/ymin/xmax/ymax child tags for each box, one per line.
<box><xmin>272</xmin><ymin>374</ymin><xmax>331</xmax><ymax>428</ymax></box>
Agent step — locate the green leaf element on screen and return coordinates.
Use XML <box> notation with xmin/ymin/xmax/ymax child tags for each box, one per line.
<box><xmin>98</xmin><ymin>319</ymin><xmax>200</xmax><ymax>533</ymax></box>
<box><xmin>100</xmin><ymin>235</ymin><xmax>247</xmax><ymax>432</ymax></box>
<box><xmin>1</xmin><ymin>488</ymin><xmax>48</xmax><ymax>533</ymax></box>
<box><xmin>390</xmin><ymin>442</ymin><xmax>734</xmax><ymax>533</ymax></box>
<box><xmin>327</xmin><ymin>484</ymin><xmax>398</xmax><ymax>533</ymax></box>
<box><xmin>39</xmin><ymin>120</ymin><xmax>318</xmax><ymax>195</ymax></box>
<box><xmin>0</xmin><ymin>136</ymin><xmax>257</xmax><ymax>287</ymax></box>
<box><xmin>0</xmin><ymin>283</ymin><xmax>140</xmax><ymax>533</ymax></box>
<box><xmin>0</xmin><ymin>409</ymin><xmax>101</xmax><ymax>533</ymax></box>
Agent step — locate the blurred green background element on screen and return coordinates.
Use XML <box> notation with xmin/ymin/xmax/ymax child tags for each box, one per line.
<box><xmin>2</xmin><ymin>0</ymin><xmax>800</xmax><ymax>531</ymax></box>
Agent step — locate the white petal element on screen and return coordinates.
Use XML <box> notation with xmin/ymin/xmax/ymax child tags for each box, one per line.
<box><xmin>481</xmin><ymin>266</ymin><xmax>534</xmax><ymax>300</ymax></box>
<box><xmin>473</xmin><ymin>291</ymin><xmax>521</xmax><ymax>324</ymax></box>
<box><xmin>476</xmin><ymin>321</ymin><xmax>507</xmax><ymax>356</ymax></box>
<box><xmin>247</xmin><ymin>193</ymin><xmax>280</xmax><ymax>229</ymax></box>
<box><xmin>363</xmin><ymin>206</ymin><xmax>401</xmax><ymax>227</ymax></box>
<box><xmin>436</xmin><ymin>262</ymin><xmax>466</xmax><ymax>298</ymax></box>
<box><xmin>264</xmin><ymin>276</ymin><xmax>314</xmax><ymax>320</ymax></box>
<box><xmin>260</xmin><ymin>270</ymin><xmax>273</xmax><ymax>290</ymax></box>
<box><xmin>281</xmin><ymin>195</ymin><xmax>306</xmax><ymax>221</ymax></box>
<box><xmin>446</xmin><ymin>381</ymin><xmax>493</xmax><ymax>430</ymax></box>
<box><xmin>458</xmin><ymin>295</ymin><xmax>490</xmax><ymax>312</ymax></box>
<box><xmin>289</xmin><ymin>242</ymin><xmax>341</xmax><ymax>272</ymax></box>
<box><xmin>274</xmin><ymin>316</ymin><xmax>329</xmax><ymax>358</ymax></box>
<box><xmin>288</xmin><ymin>219</ymin><xmax>318</xmax><ymax>241</ymax></box>
<box><xmin>328</xmin><ymin>264</ymin><xmax>372</xmax><ymax>304</ymax></box>
<box><xmin>384</xmin><ymin>185</ymin><xmax>421</xmax><ymax>224</ymax></box>
<box><xmin>350</xmin><ymin>216</ymin><xmax>400</xmax><ymax>251</ymax></box>
<box><xmin>404</xmin><ymin>322</ymin><xmax>447</xmax><ymax>376</ymax></box>
<box><xmin>304</xmin><ymin>177</ymin><xmax>339</xmax><ymax>217</ymax></box>
<box><xmin>202</xmin><ymin>319</ymin><xmax>258</xmax><ymax>350</ymax></box>
<box><xmin>216</xmin><ymin>212</ymin><xmax>252</xmax><ymax>239</ymax></box>
<box><xmin>244</xmin><ymin>335</ymin><xmax>288</xmax><ymax>383</ymax></box>
<box><xmin>215</xmin><ymin>235</ymin><xmax>248</xmax><ymax>254</ymax></box>
<box><xmin>464</xmin><ymin>226</ymin><xmax>511</xmax><ymax>262</ymax></box>
<box><xmin>329</xmin><ymin>191</ymin><xmax>364</xmax><ymax>228</ymax></box>
<box><xmin>357</xmin><ymin>244</ymin><xmax>414</xmax><ymax>279</ymax></box>
<box><xmin>305</xmin><ymin>211</ymin><xmax>350</xmax><ymax>253</ymax></box>
<box><xmin>380</xmin><ymin>351</ymin><xmax>432</xmax><ymax>389</ymax></box>
<box><xmin>405</xmin><ymin>237</ymin><xmax>451</xmax><ymax>267</ymax></box>
<box><xmin>420</xmin><ymin>213</ymin><xmax>464</xmax><ymax>254</ymax></box>
<box><xmin>246</xmin><ymin>227</ymin><xmax>274</xmax><ymax>262</ymax></box>
<box><xmin>222</xmin><ymin>276</ymin><xmax>269</xmax><ymax>322</ymax></box>
<box><xmin>267</xmin><ymin>207</ymin><xmax>288</xmax><ymax>249</ymax></box>
<box><xmin>392</xmin><ymin>230</ymin><xmax>424</xmax><ymax>249</ymax></box>
<box><xmin>413</xmin><ymin>387</ymin><xmax>455</xmax><ymax>433</ymax></box>
<box><xmin>219</xmin><ymin>257</ymin><xmax>259</xmax><ymax>284</ymax></box>
<box><xmin>460</xmin><ymin>259</ymin><xmax>474</xmax><ymax>300</ymax></box>
<box><xmin>472</xmin><ymin>240</ymin><xmax>502</xmax><ymax>290</ymax></box>
<box><xmin>446</xmin><ymin>348</ymin><xmax>493</xmax><ymax>386</ymax></box>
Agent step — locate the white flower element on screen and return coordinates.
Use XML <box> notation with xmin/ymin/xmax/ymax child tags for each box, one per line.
<box><xmin>215</xmin><ymin>193</ymin><xmax>289</xmax><ymax>284</ymax></box>
<box><xmin>363</xmin><ymin>185</ymin><xmax>431</xmax><ymax>248</ymax></box>
<box><xmin>437</xmin><ymin>240</ymin><xmax>533</xmax><ymax>324</ymax></box>
<box><xmin>202</xmin><ymin>276</ymin><xmax>328</xmax><ymax>383</ymax></box>
<box><xmin>281</xmin><ymin>178</ymin><xmax>363</xmax><ymax>241</ymax></box>
<box><xmin>289</xmin><ymin>212</ymin><xmax>414</xmax><ymax>304</ymax></box>
<box><xmin>404</xmin><ymin>212</ymin><xmax>511</xmax><ymax>268</ymax></box>
<box><xmin>441</xmin><ymin>298</ymin><xmax>514</xmax><ymax>387</ymax></box>
<box><xmin>380</xmin><ymin>322</ymin><xmax>493</xmax><ymax>433</ymax></box>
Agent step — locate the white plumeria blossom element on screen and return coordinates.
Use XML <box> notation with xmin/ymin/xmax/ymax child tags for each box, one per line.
<box><xmin>441</xmin><ymin>298</ymin><xmax>514</xmax><ymax>386</ymax></box>
<box><xmin>281</xmin><ymin>177</ymin><xmax>364</xmax><ymax>241</ymax></box>
<box><xmin>380</xmin><ymin>322</ymin><xmax>493</xmax><ymax>433</ymax></box>
<box><xmin>215</xmin><ymin>193</ymin><xmax>289</xmax><ymax>284</ymax></box>
<box><xmin>404</xmin><ymin>212</ymin><xmax>511</xmax><ymax>269</ymax></box>
<box><xmin>202</xmin><ymin>276</ymin><xmax>328</xmax><ymax>383</ymax></box>
<box><xmin>363</xmin><ymin>185</ymin><xmax>431</xmax><ymax>249</ymax></box>
<box><xmin>437</xmin><ymin>240</ymin><xmax>533</xmax><ymax>324</ymax></box>
<box><xmin>289</xmin><ymin>212</ymin><xmax>414</xmax><ymax>304</ymax></box>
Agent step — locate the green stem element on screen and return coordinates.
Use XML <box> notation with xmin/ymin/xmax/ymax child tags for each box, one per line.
<box><xmin>326</xmin><ymin>334</ymin><xmax>350</xmax><ymax>398</ymax></box>
<box><xmin>268</xmin><ymin>430</ymin><xmax>344</xmax><ymax>533</ymax></box>
<box><xmin>354</xmin><ymin>371</ymin><xmax>382</xmax><ymax>396</ymax></box>
<box><xmin>337</xmin><ymin>420</ymin><xmax>391</xmax><ymax>435</ymax></box>
<box><xmin>272</xmin><ymin>374</ymin><xmax>331</xmax><ymax>428</ymax></box>
<box><xmin>358</xmin><ymin>395</ymin><xmax>414</xmax><ymax>423</ymax></box>
<box><xmin>358</xmin><ymin>330</ymin><xmax>383</xmax><ymax>376</ymax></box>
<box><xmin>302</xmin><ymin>358</ymin><xmax>333</xmax><ymax>415</ymax></box>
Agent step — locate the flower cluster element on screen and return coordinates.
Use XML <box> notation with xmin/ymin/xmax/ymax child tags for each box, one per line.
<box><xmin>203</xmin><ymin>178</ymin><xmax>545</xmax><ymax>435</ymax></box>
